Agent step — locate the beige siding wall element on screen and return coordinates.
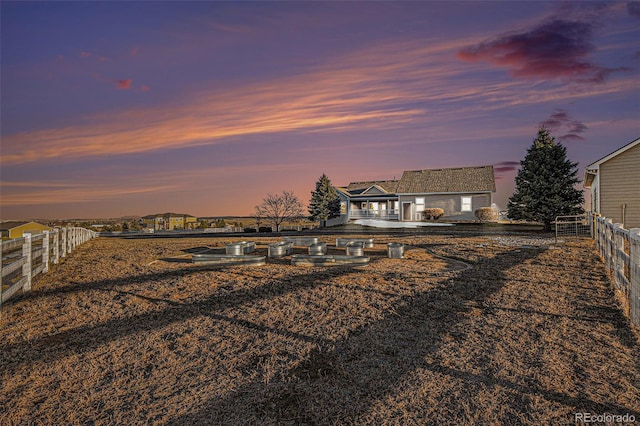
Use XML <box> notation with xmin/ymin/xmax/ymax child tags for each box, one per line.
<box><xmin>600</xmin><ymin>143</ymin><xmax>640</xmax><ymax>229</ymax></box>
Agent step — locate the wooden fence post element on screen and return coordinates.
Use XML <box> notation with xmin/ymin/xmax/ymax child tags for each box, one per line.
<box><xmin>630</xmin><ymin>229</ymin><xmax>640</xmax><ymax>326</ymax></box>
<box><xmin>68</xmin><ymin>228</ymin><xmax>73</xmax><ymax>254</ymax></box>
<box><xmin>42</xmin><ymin>230</ymin><xmax>50</xmax><ymax>273</ymax></box>
<box><xmin>61</xmin><ymin>228</ymin><xmax>67</xmax><ymax>258</ymax></box>
<box><xmin>22</xmin><ymin>234</ymin><xmax>32</xmax><ymax>292</ymax></box>
<box><xmin>53</xmin><ymin>229</ymin><xmax>59</xmax><ymax>264</ymax></box>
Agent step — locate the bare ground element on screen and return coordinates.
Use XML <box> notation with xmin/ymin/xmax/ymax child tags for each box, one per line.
<box><xmin>1</xmin><ymin>234</ymin><xmax>638</xmax><ymax>425</ymax></box>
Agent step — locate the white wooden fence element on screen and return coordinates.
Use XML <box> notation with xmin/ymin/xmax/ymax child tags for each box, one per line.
<box><xmin>595</xmin><ymin>217</ymin><xmax>640</xmax><ymax>326</ymax></box>
<box><xmin>1</xmin><ymin>227</ymin><xmax>97</xmax><ymax>314</ymax></box>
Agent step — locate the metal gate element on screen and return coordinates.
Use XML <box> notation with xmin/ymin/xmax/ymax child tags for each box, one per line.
<box><xmin>555</xmin><ymin>213</ymin><xmax>594</xmax><ymax>240</ymax></box>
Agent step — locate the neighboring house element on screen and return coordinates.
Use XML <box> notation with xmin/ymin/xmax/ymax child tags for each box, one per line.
<box><xmin>141</xmin><ymin>214</ymin><xmax>165</xmax><ymax>231</ymax></box>
<box><xmin>333</xmin><ymin>165</ymin><xmax>496</xmax><ymax>224</ymax></box>
<box><xmin>584</xmin><ymin>138</ymin><xmax>640</xmax><ymax>229</ymax></box>
<box><xmin>0</xmin><ymin>221</ymin><xmax>52</xmax><ymax>239</ymax></box>
<box><xmin>141</xmin><ymin>213</ymin><xmax>198</xmax><ymax>230</ymax></box>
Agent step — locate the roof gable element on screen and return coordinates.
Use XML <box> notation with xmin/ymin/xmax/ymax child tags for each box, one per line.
<box><xmin>586</xmin><ymin>138</ymin><xmax>640</xmax><ymax>170</ymax></box>
<box><xmin>396</xmin><ymin>166</ymin><xmax>495</xmax><ymax>194</ymax></box>
<box><xmin>361</xmin><ymin>185</ymin><xmax>388</xmax><ymax>195</ymax></box>
<box><xmin>346</xmin><ymin>180</ymin><xmax>399</xmax><ymax>194</ymax></box>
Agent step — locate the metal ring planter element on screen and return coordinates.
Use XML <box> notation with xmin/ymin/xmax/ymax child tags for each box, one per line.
<box><xmin>268</xmin><ymin>241</ymin><xmax>294</xmax><ymax>258</ymax></box>
<box><xmin>282</xmin><ymin>236</ymin><xmax>319</xmax><ymax>247</ymax></box>
<box><xmin>192</xmin><ymin>254</ymin><xmax>266</xmax><ymax>266</ymax></box>
<box><xmin>387</xmin><ymin>242</ymin><xmax>404</xmax><ymax>259</ymax></box>
<box><xmin>345</xmin><ymin>242</ymin><xmax>365</xmax><ymax>256</ymax></box>
<box><xmin>336</xmin><ymin>238</ymin><xmax>374</xmax><ymax>248</ymax></box>
<box><xmin>291</xmin><ymin>254</ymin><xmax>370</xmax><ymax>266</ymax></box>
<box><xmin>225</xmin><ymin>241</ymin><xmax>256</xmax><ymax>255</ymax></box>
<box><xmin>308</xmin><ymin>242</ymin><xmax>327</xmax><ymax>255</ymax></box>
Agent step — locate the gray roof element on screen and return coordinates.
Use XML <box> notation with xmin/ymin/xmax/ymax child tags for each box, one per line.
<box><xmin>396</xmin><ymin>166</ymin><xmax>495</xmax><ymax>194</ymax></box>
<box><xmin>346</xmin><ymin>180</ymin><xmax>399</xmax><ymax>194</ymax></box>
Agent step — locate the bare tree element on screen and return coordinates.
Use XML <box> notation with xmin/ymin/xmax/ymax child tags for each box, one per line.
<box><xmin>255</xmin><ymin>190</ymin><xmax>303</xmax><ymax>232</ymax></box>
<box><xmin>254</xmin><ymin>205</ymin><xmax>264</xmax><ymax>231</ymax></box>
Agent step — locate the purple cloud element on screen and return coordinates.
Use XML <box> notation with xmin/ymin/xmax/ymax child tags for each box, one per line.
<box><xmin>540</xmin><ymin>109</ymin><xmax>588</xmax><ymax>142</ymax></box>
<box><xmin>494</xmin><ymin>161</ymin><xmax>520</xmax><ymax>174</ymax></box>
<box><xmin>559</xmin><ymin>134</ymin><xmax>586</xmax><ymax>142</ymax></box>
<box><xmin>458</xmin><ymin>19</ymin><xmax>620</xmax><ymax>83</ymax></box>
<box><xmin>628</xmin><ymin>2</ymin><xmax>640</xmax><ymax>19</ymax></box>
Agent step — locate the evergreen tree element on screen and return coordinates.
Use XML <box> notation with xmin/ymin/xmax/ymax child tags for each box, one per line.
<box><xmin>309</xmin><ymin>174</ymin><xmax>341</xmax><ymax>227</ymax></box>
<box><xmin>508</xmin><ymin>127</ymin><xmax>584</xmax><ymax>231</ymax></box>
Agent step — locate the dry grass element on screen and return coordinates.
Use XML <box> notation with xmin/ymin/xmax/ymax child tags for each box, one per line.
<box><xmin>1</xmin><ymin>234</ymin><xmax>638</xmax><ymax>425</ymax></box>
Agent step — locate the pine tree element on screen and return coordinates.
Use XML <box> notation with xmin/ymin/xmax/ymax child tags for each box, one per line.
<box><xmin>309</xmin><ymin>174</ymin><xmax>341</xmax><ymax>227</ymax></box>
<box><xmin>507</xmin><ymin>128</ymin><xmax>584</xmax><ymax>231</ymax></box>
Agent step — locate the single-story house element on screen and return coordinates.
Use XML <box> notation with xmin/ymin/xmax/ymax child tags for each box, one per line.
<box><xmin>0</xmin><ymin>221</ymin><xmax>52</xmax><ymax>239</ymax></box>
<box><xmin>331</xmin><ymin>165</ymin><xmax>496</xmax><ymax>224</ymax></box>
<box><xmin>584</xmin><ymin>137</ymin><xmax>640</xmax><ymax>229</ymax></box>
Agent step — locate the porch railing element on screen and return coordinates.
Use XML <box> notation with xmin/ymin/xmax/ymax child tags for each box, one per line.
<box><xmin>349</xmin><ymin>209</ymin><xmax>399</xmax><ymax>219</ymax></box>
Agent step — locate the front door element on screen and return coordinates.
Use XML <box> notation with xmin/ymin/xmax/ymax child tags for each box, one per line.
<box><xmin>402</xmin><ymin>202</ymin><xmax>412</xmax><ymax>221</ymax></box>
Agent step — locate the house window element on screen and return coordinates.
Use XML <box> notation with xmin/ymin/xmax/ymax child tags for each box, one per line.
<box><xmin>461</xmin><ymin>196</ymin><xmax>472</xmax><ymax>212</ymax></box>
<box><xmin>415</xmin><ymin>197</ymin><xmax>425</xmax><ymax>220</ymax></box>
<box><xmin>361</xmin><ymin>202</ymin><xmax>367</xmax><ymax>209</ymax></box>
<box><xmin>340</xmin><ymin>202</ymin><xmax>347</xmax><ymax>214</ymax></box>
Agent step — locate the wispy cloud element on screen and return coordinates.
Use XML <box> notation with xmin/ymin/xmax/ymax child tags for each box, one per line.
<box><xmin>0</xmin><ymin>182</ymin><xmax>178</xmax><ymax>205</ymax></box>
<box><xmin>0</xmin><ymin>163</ymin><xmax>303</xmax><ymax>207</ymax></box>
<box><xmin>457</xmin><ymin>19</ymin><xmax>622</xmax><ymax>83</ymax></box>
<box><xmin>493</xmin><ymin>161</ymin><xmax>520</xmax><ymax>174</ymax></box>
<box><xmin>540</xmin><ymin>109</ymin><xmax>588</xmax><ymax>142</ymax></box>
<box><xmin>1</xmin><ymin>33</ymin><xmax>632</xmax><ymax>166</ymax></box>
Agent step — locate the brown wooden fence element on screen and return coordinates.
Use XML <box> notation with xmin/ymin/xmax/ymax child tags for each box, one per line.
<box><xmin>1</xmin><ymin>227</ymin><xmax>97</xmax><ymax>315</ymax></box>
<box><xmin>595</xmin><ymin>217</ymin><xmax>640</xmax><ymax>326</ymax></box>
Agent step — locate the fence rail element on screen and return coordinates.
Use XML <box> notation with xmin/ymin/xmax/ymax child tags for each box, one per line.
<box><xmin>595</xmin><ymin>217</ymin><xmax>640</xmax><ymax>326</ymax></box>
<box><xmin>1</xmin><ymin>227</ymin><xmax>97</xmax><ymax>314</ymax></box>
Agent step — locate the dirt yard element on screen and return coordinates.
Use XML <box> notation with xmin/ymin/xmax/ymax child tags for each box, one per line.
<box><xmin>1</xmin><ymin>234</ymin><xmax>638</xmax><ymax>425</ymax></box>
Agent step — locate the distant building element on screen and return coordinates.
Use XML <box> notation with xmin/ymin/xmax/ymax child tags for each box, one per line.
<box><xmin>332</xmin><ymin>165</ymin><xmax>496</xmax><ymax>224</ymax></box>
<box><xmin>0</xmin><ymin>221</ymin><xmax>52</xmax><ymax>239</ymax></box>
<box><xmin>141</xmin><ymin>213</ymin><xmax>198</xmax><ymax>231</ymax></box>
<box><xmin>584</xmin><ymin>138</ymin><xmax>640</xmax><ymax>229</ymax></box>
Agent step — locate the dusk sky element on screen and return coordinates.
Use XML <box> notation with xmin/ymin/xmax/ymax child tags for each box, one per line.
<box><xmin>1</xmin><ymin>1</ymin><xmax>638</xmax><ymax>220</ymax></box>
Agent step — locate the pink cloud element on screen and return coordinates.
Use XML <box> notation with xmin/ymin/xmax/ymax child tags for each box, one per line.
<box><xmin>140</xmin><ymin>85</ymin><xmax>150</xmax><ymax>92</ymax></box>
<box><xmin>115</xmin><ymin>79</ymin><xmax>133</xmax><ymax>90</ymax></box>
<box><xmin>130</xmin><ymin>47</ymin><xmax>139</xmax><ymax>57</ymax></box>
<box><xmin>79</xmin><ymin>51</ymin><xmax>92</xmax><ymax>58</ymax></box>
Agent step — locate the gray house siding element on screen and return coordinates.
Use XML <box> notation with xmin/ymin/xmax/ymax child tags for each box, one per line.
<box><xmin>330</xmin><ymin>165</ymin><xmax>496</xmax><ymax>225</ymax></box>
<box><xmin>398</xmin><ymin>193</ymin><xmax>492</xmax><ymax>221</ymax></box>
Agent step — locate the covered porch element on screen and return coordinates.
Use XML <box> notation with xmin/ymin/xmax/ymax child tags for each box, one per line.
<box><xmin>348</xmin><ymin>199</ymin><xmax>399</xmax><ymax>220</ymax></box>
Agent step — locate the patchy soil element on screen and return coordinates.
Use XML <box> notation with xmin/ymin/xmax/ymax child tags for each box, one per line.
<box><xmin>1</xmin><ymin>234</ymin><xmax>638</xmax><ymax>425</ymax></box>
